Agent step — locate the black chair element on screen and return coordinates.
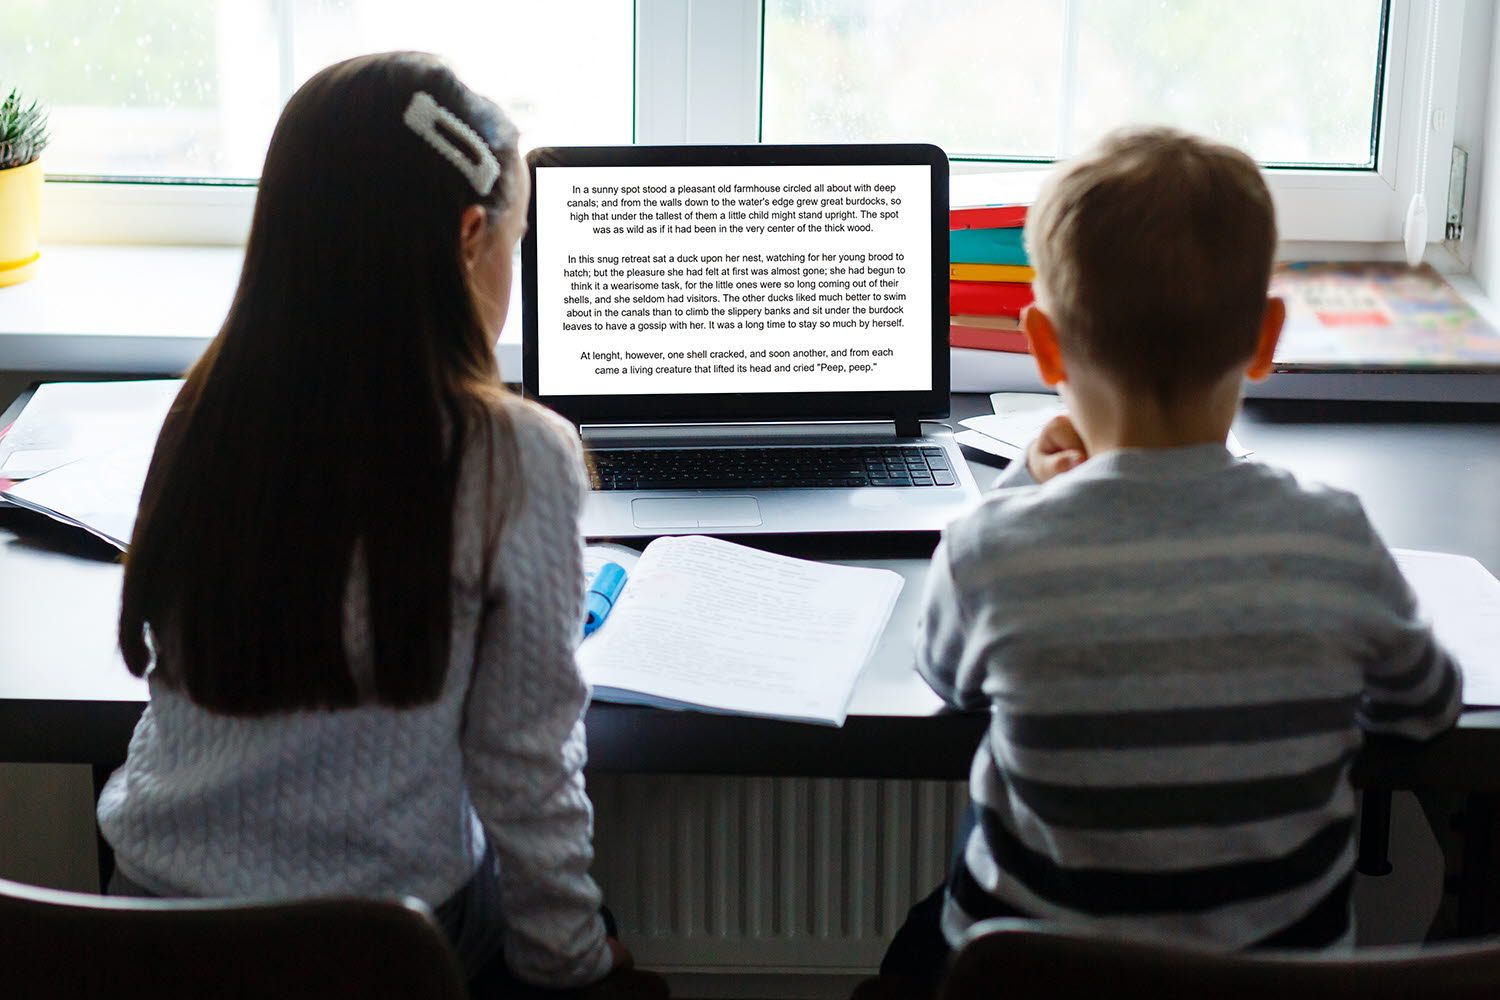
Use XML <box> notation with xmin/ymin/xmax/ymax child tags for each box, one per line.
<box><xmin>936</xmin><ymin>918</ymin><xmax>1500</xmax><ymax>1000</ymax></box>
<box><xmin>0</xmin><ymin>874</ymin><xmax>468</xmax><ymax>999</ymax></box>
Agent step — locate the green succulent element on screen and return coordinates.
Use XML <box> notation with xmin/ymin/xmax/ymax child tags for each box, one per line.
<box><xmin>0</xmin><ymin>89</ymin><xmax>49</xmax><ymax>171</ymax></box>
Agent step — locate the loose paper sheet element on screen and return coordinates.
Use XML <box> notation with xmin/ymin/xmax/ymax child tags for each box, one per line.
<box><xmin>966</xmin><ymin>392</ymin><xmax>1251</xmax><ymax>457</ymax></box>
<box><xmin>954</xmin><ymin>428</ymin><xmax>1024</xmax><ymax>463</ymax></box>
<box><xmin>1394</xmin><ymin>549</ymin><xmax>1500</xmax><ymax>708</ymax></box>
<box><xmin>0</xmin><ymin>380</ymin><xmax>180</xmax><ymax>479</ymax></box>
<box><xmin>2</xmin><ymin>447</ymin><xmax>152</xmax><ymax>549</ymax></box>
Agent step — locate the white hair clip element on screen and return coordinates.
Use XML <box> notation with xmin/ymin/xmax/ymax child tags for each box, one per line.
<box><xmin>402</xmin><ymin>90</ymin><xmax>501</xmax><ymax>197</ymax></box>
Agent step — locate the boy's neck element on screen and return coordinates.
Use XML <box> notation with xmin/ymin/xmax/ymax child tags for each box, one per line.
<box><xmin>1061</xmin><ymin>368</ymin><xmax>1240</xmax><ymax>455</ymax></box>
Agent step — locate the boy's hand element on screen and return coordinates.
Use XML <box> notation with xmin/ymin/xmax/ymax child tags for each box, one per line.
<box><xmin>1026</xmin><ymin>414</ymin><xmax>1088</xmax><ymax>483</ymax></box>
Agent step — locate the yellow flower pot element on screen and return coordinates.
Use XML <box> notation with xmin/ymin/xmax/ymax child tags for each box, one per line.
<box><xmin>0</xmin><ymin>158</ymin><xmax>43</xmax><ymax>287</ymax></box>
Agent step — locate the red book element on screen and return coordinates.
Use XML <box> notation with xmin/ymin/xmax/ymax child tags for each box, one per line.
<box><xmin>950</xmin><ymin>204</ymin><xmax>1027</xmax><ymax>230</ymax></box>
<box><xmin>949</xmin><ymin>323</ymin><xmax>1029</xmax><ymax>353</ymax></box>
<box><xmin>949</xmin><ymin>280</ymin><xmax>1034</xmax><ymax>317</ymax></box>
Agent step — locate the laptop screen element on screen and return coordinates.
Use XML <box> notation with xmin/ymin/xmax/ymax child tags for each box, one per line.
<box><xmin>523</xmin><ymin>145</ymin><xmax>949</xmax><ymax>425</ymax></box>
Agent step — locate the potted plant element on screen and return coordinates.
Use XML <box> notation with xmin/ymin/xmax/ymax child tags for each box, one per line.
<box><xmin>0</xmin><ymin>88</ymin><xmax>49</xmax><ymax>288</ymax></box>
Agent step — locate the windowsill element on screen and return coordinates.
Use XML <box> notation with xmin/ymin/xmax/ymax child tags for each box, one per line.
<box><xmin>0</xmin><ymin>244</ymin><xmax>524</xmax><ymax>380</ymax></box>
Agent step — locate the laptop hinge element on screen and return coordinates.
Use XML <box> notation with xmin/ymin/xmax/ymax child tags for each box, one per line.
<box><xmin>894</xmin><ymin>412</ymin><xmax>921</xmax><ymax>439</ymax></box>
<box><xmin>581</xmin><ymin>421</ymin><xmax>907</xmax><ymax>448</ymax></box>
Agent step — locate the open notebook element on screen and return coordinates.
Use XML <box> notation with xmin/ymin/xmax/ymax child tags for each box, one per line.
<box><xmin>579</xmin><ymin>535</ymin><xmax>904</xmax><ymax>726</ymax></box>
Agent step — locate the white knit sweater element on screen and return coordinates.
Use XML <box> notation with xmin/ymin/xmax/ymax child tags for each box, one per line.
<box><xmin>97</xmin><ymin>399</ymin><xmax>610</xmax><ymax>987</ymax></box>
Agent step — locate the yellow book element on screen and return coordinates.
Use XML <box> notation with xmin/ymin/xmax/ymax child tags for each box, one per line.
<box><xmin>949</xmin><ymin>262</ymin><xmax>1035</xmax><ymax>283</ymax></box>
<box><xmin>950</xmin><ymin>313</ymin><xmax>1021</xmax><ymax>331</ymax></box>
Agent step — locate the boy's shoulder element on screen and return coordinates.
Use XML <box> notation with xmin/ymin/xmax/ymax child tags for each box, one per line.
<box><xmin>943</xmin><ymin>457</ymin><xmax>1378</xmax><ymax>577</ymax></box>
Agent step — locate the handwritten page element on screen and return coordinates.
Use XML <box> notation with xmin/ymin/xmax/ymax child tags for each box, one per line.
<box><xmin>1394</xmin><ymin>549</ymin><xmax>1500</xmax><ymax>708</ymax></box>
<box><xmin>576</xmin><ymin>534</ymin><xmax>903</xmax><ymax>726</ymax></box>
<box><xmin>584</xmin><ymin>543</ymin><xmax>641</xmax><ymax>585</ymax></box>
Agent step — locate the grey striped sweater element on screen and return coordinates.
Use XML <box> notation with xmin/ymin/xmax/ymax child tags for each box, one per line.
<box><xmin>918</xmin><ymin>443</ymin><xmax>1461</xmax><ymax>949</ymax></box>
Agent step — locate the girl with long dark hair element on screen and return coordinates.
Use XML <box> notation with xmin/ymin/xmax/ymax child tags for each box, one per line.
<box><xmin>100</xmin><ymin>51</ymin><xmax>631</xmax><ymax>992</ymax></box>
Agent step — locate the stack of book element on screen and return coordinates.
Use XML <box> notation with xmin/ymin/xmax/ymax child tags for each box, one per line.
<box><xmin>949</xmin><ymin>195</ymin><xmax>1034</xmax><ymax>355</ymax></box>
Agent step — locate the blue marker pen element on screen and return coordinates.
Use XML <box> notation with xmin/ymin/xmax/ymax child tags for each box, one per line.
<box><xmin>583</xmin><ymin>562</ymin><xmax>629</xmax><ymax>637</ymax></box>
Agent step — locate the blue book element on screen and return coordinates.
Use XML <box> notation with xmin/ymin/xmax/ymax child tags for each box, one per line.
<box><xmin>950</xmin><ymin>227</ymin><xmax>1029</xmax><ymax>267</ymax></box>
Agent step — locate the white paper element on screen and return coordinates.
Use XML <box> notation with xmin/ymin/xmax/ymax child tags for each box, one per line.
<box><xmin>3</xmin><ymin>447</ymin><xmax>153</xmax><ymax>549</ymax></box>
<box><xmin>584</xmin><ymin>543</ymin><xmax>641</xmax><ymax>587</ymax></box>
<box><xmin>1</xmin><ymin>448</ymin><xmax>71</xmax><ymax>476</ymax></box>
<box><xmin>0</xmin><ymin>380</ymin><xmax>180</xmax><ymax>479</ymax></box>
<box><xmin>969</xmin><ymin>392</ymin><xmax>1069</xmax><ymax>447</ymax></box>
<box><xmin>576</xmin><ymin>534</ymin><xmax>903</xmax><ymax>726</ymax></box>
<box><xmin>955</xmin><ymin>428</ymin><xmax>1024</xmax><ymax>463</ymax></box>
<box><xmin>967</xmin><ymin>392</ymin><xmax>1252</xmax><ymax>457</ymax></box>
<box><xmin>1393</xmin><ymin>549</ymin><xmax>1500</xmax><ymax>708</ymax></box>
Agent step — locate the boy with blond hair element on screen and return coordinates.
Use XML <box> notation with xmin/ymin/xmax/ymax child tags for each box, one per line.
<box><xmin>883</xmin><ymin>127</ymin><xmax>1462</xmax><ymax>983</ymax></box>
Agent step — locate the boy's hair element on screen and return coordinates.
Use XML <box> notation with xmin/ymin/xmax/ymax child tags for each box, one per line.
<box><xmin>1025</xmin><ymin>126</ymin><xmax>1278</xmax><ymax>400</ymax></box>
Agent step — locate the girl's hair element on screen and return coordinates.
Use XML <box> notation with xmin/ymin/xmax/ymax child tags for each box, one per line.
<box><xmin>120</xmin><ymin>52</ymin><xmax>523</xmax><ymax>714</ymax></box>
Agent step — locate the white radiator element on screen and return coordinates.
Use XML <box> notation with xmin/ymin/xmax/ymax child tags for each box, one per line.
<box><xmin>590</xmin><ymin>774</ymin><xmax>969</xmax><ymax>974</ymax></box>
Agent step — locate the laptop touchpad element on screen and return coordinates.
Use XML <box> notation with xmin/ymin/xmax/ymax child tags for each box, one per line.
<box><xmin>631</xmin><ymin>497</ymin><xmax>762</xmax><ymax>529</ymax></box>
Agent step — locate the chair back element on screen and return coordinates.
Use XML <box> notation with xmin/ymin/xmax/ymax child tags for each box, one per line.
<box><xmin>0</xmin><ymin>874</ymin><xmax>468</xmax><ymax>999</ymax></box>
<box><xmin>938</xmin><ymin>919</ymin><xmax>1500</xmax><ymax>1000</ymax></box>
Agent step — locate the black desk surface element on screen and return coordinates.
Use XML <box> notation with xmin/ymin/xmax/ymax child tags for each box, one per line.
<box><xmin>3</xmin><ymin>393</ymin><xmax>1500</xmax><ymax>785</ymax></box>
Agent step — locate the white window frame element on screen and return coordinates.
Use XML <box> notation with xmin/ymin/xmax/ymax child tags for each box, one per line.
<box><xmin>39</xmin><ymin>0</ymin><xmax>1473</xmax><ymax>251</ymax></box>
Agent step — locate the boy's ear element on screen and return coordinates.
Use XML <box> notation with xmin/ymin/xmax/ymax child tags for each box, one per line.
<box><xmin>1022</xmin><ymin>304</ymin><xmax>1067</xmax><ymax>386</ymax></box>
<box><xmin>1245</xmin><ymin>296</ymin><xmax>1286</xmax><ymax>381</ymax></box>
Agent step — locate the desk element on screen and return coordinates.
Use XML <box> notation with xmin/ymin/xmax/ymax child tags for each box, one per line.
<box><xmin>4</xmin><ymin>394</ymin><xmax>1500</xmax><ymax>779</ymax></box>
<box><xmin>0</xmin><ymin>514</ymin><xmax>984</xmax><ymax>778</ymax></box>
<box><xmin>3</xmin><ymin>392</ymin><xmax>1500</xmax><ymax>919</ymax></box>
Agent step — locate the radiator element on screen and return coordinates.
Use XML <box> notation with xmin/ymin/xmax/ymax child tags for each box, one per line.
<box><xmin>590</xmin><ymin>774</ymin><xmax>969</xmax><ymax>973</ymax></box>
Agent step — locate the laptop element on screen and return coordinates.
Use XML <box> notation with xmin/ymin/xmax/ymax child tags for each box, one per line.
<box><xmin>521</xmin><ymin>142</ymin><xmax>983</xmax><ymax>538</ymax></box>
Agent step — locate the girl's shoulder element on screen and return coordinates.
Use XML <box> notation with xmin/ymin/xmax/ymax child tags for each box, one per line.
<box><xmin>451</xmin><ymin>393</ymin><xmax>586</xmax><ymax>579</ymax></box>
<box><xmin>495</xmin><ymin>394</ymin><xmax>582</xmax><ymax>462</ymax></box>
<box><xmin>459</xmin><ymin>389</ymin><xmax>576</xmax><ymax>455</ymax></box>
<box><xmin>462</xmin><ymin>392</ymin><xmax>585</xmax><ymax>491</ymax></box>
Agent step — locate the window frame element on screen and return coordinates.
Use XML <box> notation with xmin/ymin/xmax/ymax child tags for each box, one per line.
<box><xmin>37</xmin><ymin>0</ymin><xmax>1469</xmax><ymax>249</ymax></box>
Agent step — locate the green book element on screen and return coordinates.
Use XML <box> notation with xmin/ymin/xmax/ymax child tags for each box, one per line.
<box><xmin>950</xmin><ymin>227</ymin><xmax>1029</xmax><ymax>267</ymax></box>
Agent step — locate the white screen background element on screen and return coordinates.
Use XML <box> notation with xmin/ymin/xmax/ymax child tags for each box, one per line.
<box><xmin>534</xmin><ymin>163</ymin><xmax>933</xmax><ymax>397</ymax></box>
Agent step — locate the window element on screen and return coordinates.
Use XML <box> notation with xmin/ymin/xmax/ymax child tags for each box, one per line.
<box><xmin>762</xmin><ymin>0</ymin><xmax>1388</xmax><ymax>169</ymax></box>
<box><xmin>3</xmin><ymin>0</ymin><xmax>634</xmax><ymax>181</ymax></box>
<box><xmin>10</xmin><ymin>0</ymin><xmax>1470</xmax><ymax>248</ymax></box>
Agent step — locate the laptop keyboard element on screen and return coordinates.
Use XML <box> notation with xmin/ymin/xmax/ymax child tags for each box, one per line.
<box><xmin>588</xmin><ymin>445</ymin><xmax>957</xmax><ymax>491</ymax></box>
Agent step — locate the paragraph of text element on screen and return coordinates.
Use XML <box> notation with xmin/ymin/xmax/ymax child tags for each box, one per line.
<box><xmin>562</xmin><ymin>250</ymin><xmax>908</xmax><ymax>334</ymax></box>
